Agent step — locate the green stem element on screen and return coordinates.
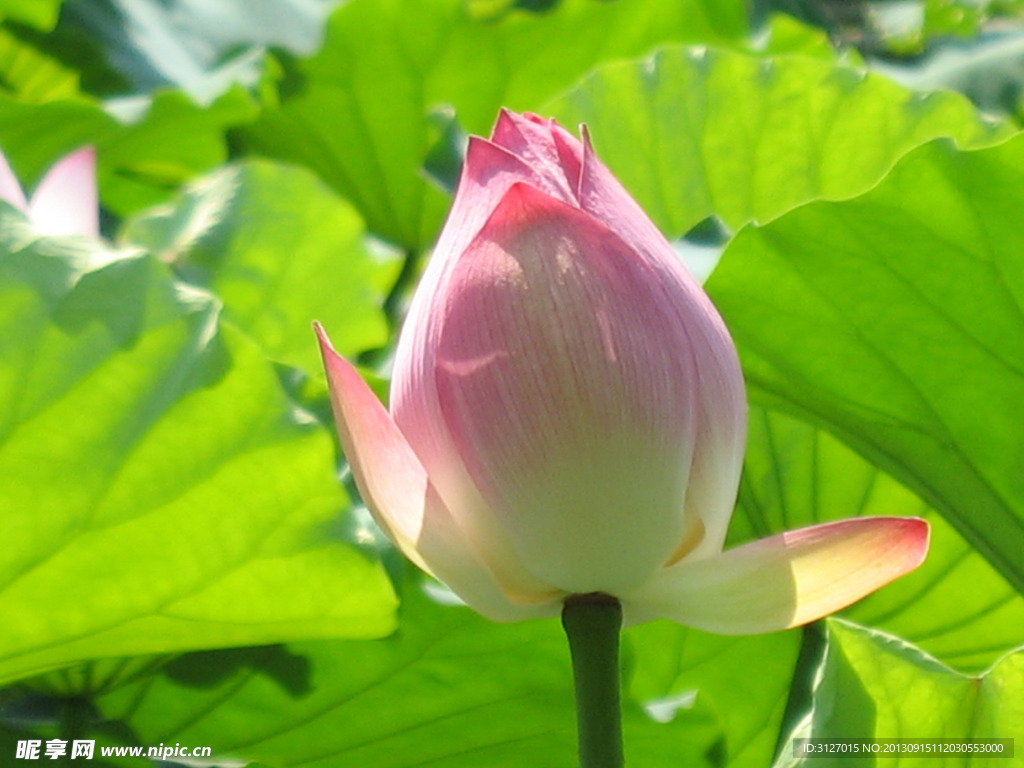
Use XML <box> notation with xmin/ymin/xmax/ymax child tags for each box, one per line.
<box><xmin>562</xmin><ymin>593</ymin><xmax>624</xmax><ymax>768</ymax></box>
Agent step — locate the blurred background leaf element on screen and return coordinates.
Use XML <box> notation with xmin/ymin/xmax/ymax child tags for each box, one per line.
<box><xmin>0</xmin><ymin>24</ymin><xmax>79</xmax><ymax>101</ymax></box>
<box><xmin>237</xmin><ymin>0</ymin><xmax>752</xmax><ymax>250</ymax></box>
<box><xmin>757</xmin><ymin>0</ymin><xmax>1024</xmax><ymax>119</ymax></box>
<box><xmin>121</xmin><ymin>159</ymin><xmax>399</xmax><ymax>374</ymax></box>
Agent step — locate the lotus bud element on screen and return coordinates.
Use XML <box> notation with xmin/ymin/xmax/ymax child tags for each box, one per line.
<box><xmin>316</xmin><ymin>110</ymin><xmax>928</xmax><ymax>631</ymax></box>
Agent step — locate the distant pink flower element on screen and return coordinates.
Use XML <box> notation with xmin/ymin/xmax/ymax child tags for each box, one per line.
<box><xmin>0</xmin><ymin>146</ymin><xmax>98</xmax><ymax>237</ymax></box>
<box><xmin>316</xmin><ymin>110</ymin><xmax>928</xmax><ymax>631</ymax></box>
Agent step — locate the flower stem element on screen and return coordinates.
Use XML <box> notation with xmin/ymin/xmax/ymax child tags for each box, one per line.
<box><xmin>562</xmin><ymin>593</ymin><xmax>624</xmax><ymax>768</ymax></box>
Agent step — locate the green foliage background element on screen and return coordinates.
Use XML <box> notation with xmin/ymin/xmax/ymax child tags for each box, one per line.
<box><xmin>1</xmin><ymin>0</ymin><xmax>1023</xmax><ymax>765</ymax></box>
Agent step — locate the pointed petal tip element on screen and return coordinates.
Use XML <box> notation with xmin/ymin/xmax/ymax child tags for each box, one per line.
<box><xmin>781</xmin><ymin>515</ymin><xmax>931</xmax><ymax>629</ymax></box>
<box><xmin>315</xmin><ymin>321</ymin><xmax>349</xmax><ymax>381</ymax></box>
<box><xmin>64</xmin><ymin>146</ymin><xmax>96</xmax><ymax>169</ymax></box>
<box><xmin>313</xmin><ymin>319</ymin><xmax>330</xmax><ymax>349</ymax></box>
<box><xmin>464</xmin><ymin>135</ymin><xmax>527</xmax><ymax>178</ymax></box>
<box><xmin>889</xmin><ymin>515</ymin><xmax>930</xmax><ymax>567</ymax></box>
<box><xmin>491</xmin><ymin>108</ymin><xmax>521</xmax><ymax>141</ymax></box>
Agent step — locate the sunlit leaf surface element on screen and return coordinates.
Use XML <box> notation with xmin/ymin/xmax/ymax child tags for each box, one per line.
<box><xmin>0</xmin><ymin>217</ymin><xmax>396</xmax><ymax>685</ymax></box>
<box><xmin>122</xmin><ymin>160</ymin><xmax>398</xmax><ymax>373</ymax></box>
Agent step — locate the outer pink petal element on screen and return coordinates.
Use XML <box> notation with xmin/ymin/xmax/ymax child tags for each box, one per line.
<box><xmin>431</xmin><ymin>181</ymin><xmax>704</xmax><ymax>594</ymax></box>
<box><xmin>623</xmin><ymin>517</ymin><xmax>929</xmax><ymax>633</ymax></box>
<box><xmin>0</xmin><ymin>150</ymin><xmax>27</xmax><ymax>211</ymax></box>
<box><xmin>393</xmin><ymin>113</ymin><xmax>589</xmax><ymax>463</ymax></box>
<box><xmin>28</xmin><ymin>147</ymin><xmax>99</xmax><ymax>237</ymax></box>
<box><xmin>579</xmin><ymin>130</ymin><xmax>746</xmax><ymax>557</ymax></box>
<box><xmin>316</xmin><ymin>324</ymin><xmax>560</xmax><ymax>622</ymax></box>
<box><xmin>392</xmin><ymin>141</ymin><xmax>580</xmax><ymax>606</ymax></box>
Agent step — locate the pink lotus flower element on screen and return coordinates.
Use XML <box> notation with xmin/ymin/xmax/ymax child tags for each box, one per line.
<box><xmin>316</xmin><ymin>110</ymin><xmax>928</xmax><ymax>631</ymax></box>
<box><xmin>0</xmin><ymin>146</ymin><xmax>98</xmax><ymax>238</ymax></box>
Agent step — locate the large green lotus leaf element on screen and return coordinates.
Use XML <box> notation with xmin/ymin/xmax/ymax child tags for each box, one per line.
<box><xmin>548</xmin><ymin>46</ymin><xmax>1009</xmax><ymax>238</ymax></box>
<box><xmin>0</xmin><ymin>87</ymin><xmax>255</xmax><ymax>218</ymax></box>
<box><xmin>121</xmin><ymin>160</ymin><xmax>397</xmax><ymax>373</ymax></box>
<box><xmin>239</xmin><ymin>0</ymin><xmax>749</xmax><ymax>249</ymax></box>
<box><xmin>735</xmin><ymin>407</ymin><xmax>1024</xmax><ymax>673</ymax></box>
<box><xmin>95</xmin><ymin>582</ymin><xmax>723</xmax><ymax>768</ymax></box>
<box><xmin>775</xmin><ymin>619</ymin><xmax>1024</xmax><ymax>767</ymax></box>
<box><xmin>0</xmin><ymin>216</ymin><xmax>396</xmax><ymax>686</ymax></box>
<box><xmin>707</xmin><ymin>134</ymin><xmax>1024</xmax><ymax>599</ymax></box>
